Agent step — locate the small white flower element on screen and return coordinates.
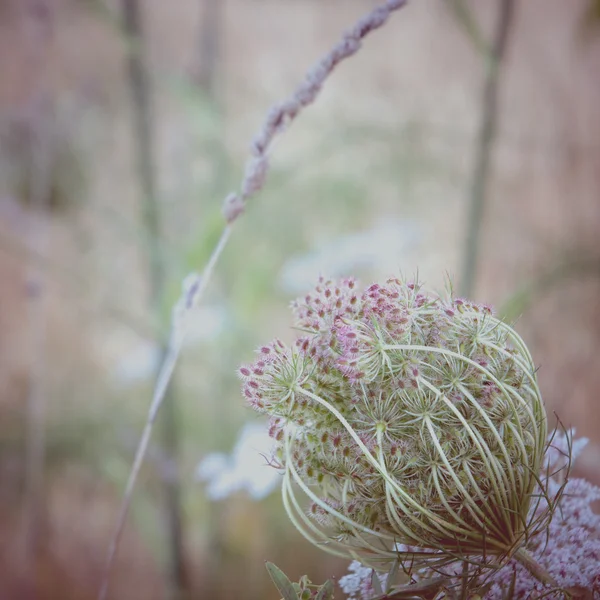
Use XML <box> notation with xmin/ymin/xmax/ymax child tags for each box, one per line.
<box><xmin>279</xmin><ymin>219</ymin><xmax>421</xmax><ymax>293</ymax></box>
<box><xmin>339</xmin><ymin>561</ymin><xmax>373</xmax><ymax>598</ymax></box>
<box><xmin>339</xmin><ymin>561</ymin><xmax>388</xmax><ymax>600</ymax></box>
<box><xmin>103</xmin><ymin>306</ymin><xmax>227</xmax><ymax>387</ymax></box>
<box><xmin>196</xmin><ymin>421</ymin><xmax>280</xmax><ymax>500</ymax></box>
<box><xmin>544</xmin><ymin>428</ymin><xmax>589</xmax><ymax>476</ymax></box>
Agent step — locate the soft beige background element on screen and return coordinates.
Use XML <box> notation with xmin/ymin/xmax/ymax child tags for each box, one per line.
<box><xmin>0</xmin><ymin>1</ymin><xmax>598</xmax><ymax>598</ymax></box>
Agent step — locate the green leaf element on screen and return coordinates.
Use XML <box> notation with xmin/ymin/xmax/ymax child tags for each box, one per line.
<box><xmin>385</xmin><ymin>559</ymin><xmax>400</xmax><ymax>594</ymax></box>
<box><xmin>315</xmin><ymin>580</ymin><xmax>334</xmax><ymax>600</ymax></box>
<box><xmin>370</xmin><ymin>571</ymin><xmax>383</xmax><ymax>597</ymax></box>
<box><xmin>265</xmin><ymin>562</ymin><xmax>300</xmax><ymax>600</ymax></box>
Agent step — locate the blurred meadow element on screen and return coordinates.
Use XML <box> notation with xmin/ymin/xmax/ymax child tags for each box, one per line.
<box><xmin>0</xmin><ymin>0</ymin><xmax>599</xmax><ymax>598</ymax></box>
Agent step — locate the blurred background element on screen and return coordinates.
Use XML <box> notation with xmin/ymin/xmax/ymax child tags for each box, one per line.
<box><xmin>0</xmin><ymin>0</ymin><xmax>599</xmax><ymax>598</ymax></box>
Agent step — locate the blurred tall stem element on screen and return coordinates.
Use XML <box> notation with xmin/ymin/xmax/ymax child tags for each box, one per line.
<box><xmin>22</xmin><ymin>0</ymin><xmax>54</xmax><ymax>565</ymax></box>
<box><xmin>191</xmin><ymin>0</ymin><xmax>222</xmax><ymax>97</ymax></box>
<box><xmin>458</xmin><ymin>0</ymin><xmax>516</xmax><ymax>298</ymax></box>
<box><xmin>121</xmin><ymin>1</ymin><xmax>189</xmax><ymax>598</ymax></box>
<box><xmin>190</xmin><ymin>2</ymin><xmax>226</xmax><ymax>596</ymax></box>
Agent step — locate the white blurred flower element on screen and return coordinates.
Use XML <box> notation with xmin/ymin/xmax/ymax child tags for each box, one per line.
<box><xmin>100</xmin><ymin>305</ymin><xmax>227</xmax><ymax>387</ymax></box>
<box><xmin>279</xmin><ymin>218</ymin><xmax>422</xmax><ymax>293</ymax></box>
<box><xmin>544</xmin><ymin>428</ymin><xmax>589</xmax><ymax>473</ymax></box>
<box><xmin>339</xmin><ymin>561</ymin><xmax>388</xmax><ymax>600</ymax></box>
<box><xmin>183</xmin><ymin>305</ymin><xmax>227</xmax><ymax>346</ymax></box>
<box><xmin>113</xmin><ymin>340</ymin><xmax>161</xmax><ymax>386</ymax></box>
<box><xmin>196</xmin><ymin>421</ymin><xmax>280</xmax><ymax>501</ymax></box>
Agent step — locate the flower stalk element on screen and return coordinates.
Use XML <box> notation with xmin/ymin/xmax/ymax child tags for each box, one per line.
<box><xmin>512</xmin><ymin>548</ymin><xmax>558</xmax><ymax>589</ymax></box>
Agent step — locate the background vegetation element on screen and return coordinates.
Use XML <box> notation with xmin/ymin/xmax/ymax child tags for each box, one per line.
<box><xmin>0</xmin><ymin>1</ymin><xmax>598</xmax><ymax>599</ymax></box>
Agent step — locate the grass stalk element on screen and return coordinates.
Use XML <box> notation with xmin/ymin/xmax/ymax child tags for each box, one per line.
<box><xmin>98</xmin><ymin>3</ymin><xmax>409</xmax><ymax>597</ymax></box>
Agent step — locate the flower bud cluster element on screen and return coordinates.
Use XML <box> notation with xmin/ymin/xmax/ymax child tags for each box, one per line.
<box><xmin>239</xmin><ymin>276</ymin><xmax>548</xmax><ymax>567</ymax></box>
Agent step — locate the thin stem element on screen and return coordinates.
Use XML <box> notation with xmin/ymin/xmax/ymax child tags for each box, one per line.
<box><xmin>513</xmin><ymin>547</ymin><xmax>559</xmax><ymax>588</ymax></box>
<box><xmin>21</xmin><ymin>0</ymin><xmax>54</xmax><ymax>565</ymax></box>
<box><xmin>447</xmin><ymin>0</ymin><xmax>490</xmax><ymax>56</ymax></box>
<box><xmin>459</xmin><ymin>0</ymin><xmax>516</xmax><ymax>298</ymax></box>
<box><xmin>191</xmin><ymin>0</ymin><xmax>222</xmax><ymax>96</ymax></box>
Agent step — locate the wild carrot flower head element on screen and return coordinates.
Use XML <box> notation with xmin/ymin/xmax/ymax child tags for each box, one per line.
<box><xmin>240</xmin><ymin>276</ymin><xmax>548</xmax><ymax>570</ymax></box>
<box><xmin>340</xmin><ymin>431</ymin><xmax>600</xmax><ymax>599</ymax></box>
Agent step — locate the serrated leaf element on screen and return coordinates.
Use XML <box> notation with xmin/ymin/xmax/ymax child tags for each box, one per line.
<box><xmin>315</xmin><ymin>579</ymin><xmax>334</xmax><ymax>600</ymax></box>
<box><xmin>265</xmin><ymin>562</ymin><xmax>300</xmax><ymax>600</ymax></box>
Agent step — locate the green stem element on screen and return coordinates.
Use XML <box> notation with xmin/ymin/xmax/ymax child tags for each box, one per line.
<box><xmin>459</xmin><ymin>0</ymin><xmax>516</xmax><ymax>298</ymax></box>
<box><xmin>514</xmin><ymin>547</ymin><xmax>559</xmax><ymax>588</ymax></box>
<box><xmin>122</xmin><ymin>1</ymin><xmax>189</xmax><ymax>598</ymax></box>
